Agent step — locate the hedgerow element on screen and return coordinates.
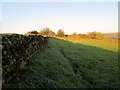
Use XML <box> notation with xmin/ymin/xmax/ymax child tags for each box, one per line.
<box><xmin>2</xmin><ymin>34</ymin><xmax>48</xmax><ymax>87</ymax></box>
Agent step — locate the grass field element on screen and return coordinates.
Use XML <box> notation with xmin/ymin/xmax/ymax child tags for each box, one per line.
<box><xmin>12</xmin><ymin>38</ymin><xmax>118</xmax><ymax>88</ymax></box>
<box><xmin>57</xmin><ymin>37</ymin><xmax>119</xmax><ymax>52</ymax></box>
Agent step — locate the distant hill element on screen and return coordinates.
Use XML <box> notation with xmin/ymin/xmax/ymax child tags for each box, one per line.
<box><xmin>103</xmin><ymin>32</ymin><xmax>120</xmax><ymax>39</ymax></box>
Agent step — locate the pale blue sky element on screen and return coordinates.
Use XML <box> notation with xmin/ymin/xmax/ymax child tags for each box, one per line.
<box><xmin>2</xmin><ymin>2</ymin><xmax>118</xmax><ymax>34</ymax></box>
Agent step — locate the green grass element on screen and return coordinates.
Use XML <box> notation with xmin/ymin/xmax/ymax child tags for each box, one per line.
<box><xmin>68</xmin><ymin>39</ymin><xmax>118</xmax><ymax>52</ymax></box>
<box><xmin>12</xmin><ymin>38</ymin><xmax>118</xmax><ymax>88</ymax></box>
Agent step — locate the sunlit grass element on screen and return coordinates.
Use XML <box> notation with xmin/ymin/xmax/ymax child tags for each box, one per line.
<box><xmin>57</xmin><ymin>37</ymin><xmax>118</xmax><ymax>52</ymax></box>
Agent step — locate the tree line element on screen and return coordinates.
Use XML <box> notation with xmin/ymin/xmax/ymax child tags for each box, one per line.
<box><xmin>26</xmin><ymin>27</ymin><xmax>104</xmax><ymax>39</ymax></box>
<box><xmin>26</xmin><ymin>27</ymin><xmax>65</xmax><ymax>37</ymax></box>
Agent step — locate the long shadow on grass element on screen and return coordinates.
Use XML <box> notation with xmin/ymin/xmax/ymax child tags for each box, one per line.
<box><xmin>50</xmin><ymin>38</ymin><xmax>119</xmax><ymax>88</ymax></box>
<box><xmin>13</xmin><ymin>37</ymin><xmax>119</xmax><ymax>88</ymax></box>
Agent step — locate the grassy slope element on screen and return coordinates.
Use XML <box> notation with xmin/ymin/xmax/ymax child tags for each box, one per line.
<box><xmin>72</xmin><ymin>39</ymin><xmax>118</xmax><ymax>52</ymax></box>
<box><xmin>14</xmin><ymin>38</ymin><xmax>118</xmax><ymax>88</ymax></box>
<box><xmin>59</xmin><ymin>37</ymin><xmax>118</xmax><ymax>52</ymax></box>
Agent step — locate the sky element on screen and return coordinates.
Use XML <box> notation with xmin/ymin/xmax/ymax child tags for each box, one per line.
<box><xmin>1</xmin><ymin>1</ymin><xmax>118</xmax><ymax>34</ymax></box>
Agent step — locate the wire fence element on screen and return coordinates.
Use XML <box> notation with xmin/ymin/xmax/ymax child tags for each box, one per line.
<box><xmin>0</xmin><ymin>34</ymin><xmax>2</xmax><ymax>89</ymax></box>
